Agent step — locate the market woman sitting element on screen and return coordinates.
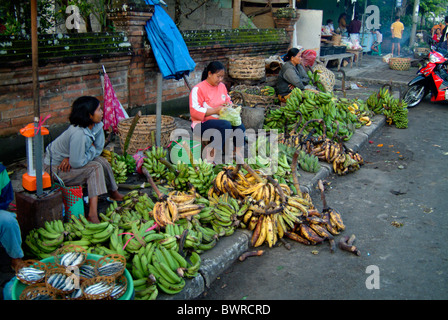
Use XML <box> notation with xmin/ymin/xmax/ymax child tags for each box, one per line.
<box><xmin>189</xmin><ymin>61</ymin><xmax>246</xmax><ymax>164</ymax></box>
<box><xmin>277</xmin><ymin>48</ymin><xmax>316</xmax><ymax>102</ymax></box>
<box><xmin>44</xmin><ymin>96</ymin><xmax>124</xmax><ymax>223</ymax></box>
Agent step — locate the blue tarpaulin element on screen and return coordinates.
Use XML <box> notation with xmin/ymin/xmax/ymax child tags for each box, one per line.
<box><xmin>144</xmin><ymin>1</ymin><xmax>196</xmax><ymax>80</ymax></box>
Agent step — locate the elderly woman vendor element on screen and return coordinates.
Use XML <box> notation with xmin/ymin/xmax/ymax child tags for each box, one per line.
<box><xmin>43</xmin><ymin>96</ymin><xmax>124</xmax><ymax>223</ymax></box>
<box><xmin>189</xmin><ymin>61</ymin><xmax>245</xmax><ymax>163</ymax></box>
<box><xmin>277</xmin><ymin>48</ymin><xmax>312</xmax><ymax>100</ymax></box>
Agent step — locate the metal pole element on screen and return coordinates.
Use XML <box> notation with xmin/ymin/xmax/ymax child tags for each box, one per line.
<box><xmin>31</xmin><ymin>0</ymin><xmax>43</xmax><ymax>196</ymax></box>
<box><xmin>156</xmin><ymin>72</ymin><xmax>162</xmax><ymax>147</ymax></box>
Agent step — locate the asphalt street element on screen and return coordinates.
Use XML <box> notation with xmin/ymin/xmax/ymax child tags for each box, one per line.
<box><xmin>197</xmin><ymin>99</ymin><xmax>448</xmax><ymax>300</ymax></box>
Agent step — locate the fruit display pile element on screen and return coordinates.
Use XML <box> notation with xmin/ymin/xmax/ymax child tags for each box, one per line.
<box><xmin>23</xmin><ymin>141</ymin><xmax>361</xmax><ymax>300</ymax></box>
<box><xmin>264</xmin><ymin>88</ymin><xmax>374</xmax><ymax>140</ymax></box>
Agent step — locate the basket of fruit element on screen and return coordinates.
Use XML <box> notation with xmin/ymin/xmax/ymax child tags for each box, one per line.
<box><xmin>230</xmin><ymin>85</ymin><xmax>277</xmax><ymax>107</ymax></box>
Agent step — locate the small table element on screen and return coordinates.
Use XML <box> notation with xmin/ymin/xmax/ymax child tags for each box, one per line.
<box><xmin>346</xmin><ymin>49</ymin><xmax>363</xmax><ymax>66</ymax></box>
<box><xmin>318</xmin><ymin>53</ymin><xmax>355</xmax><ymax>71</ymax></box>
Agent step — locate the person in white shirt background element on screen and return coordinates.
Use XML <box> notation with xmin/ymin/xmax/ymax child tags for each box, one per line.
<box><xmin>371</xmin><ymin>29</ymin><xmax>383</xmax><ymax>54</ymax></box>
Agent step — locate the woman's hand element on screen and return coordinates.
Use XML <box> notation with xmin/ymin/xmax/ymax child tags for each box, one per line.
<box><xmin>205</xmin><ymin>105</ymin><xmax>224</xmax><ymax>116</ymax></box>
<box><xmin>58</xmin><ymin>157</ymin><xmax>71</xmax><ymax>172</ymax></box>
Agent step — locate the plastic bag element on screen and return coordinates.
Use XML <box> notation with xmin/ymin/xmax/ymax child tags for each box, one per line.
<box><xmin>219</xmin><ymin>106</ymin><xmax>242</xmax><ymax>126</ymax></box>
<box><xmin>53</xmin><ymin>173</ymin><xmax>84</xmax><ymax>220</ymax></box>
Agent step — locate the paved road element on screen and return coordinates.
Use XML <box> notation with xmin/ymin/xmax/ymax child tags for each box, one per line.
<box><xmin>197</xmin><ymin>99</ymin><xmax>448</xmax><ymax>300</ymax></box>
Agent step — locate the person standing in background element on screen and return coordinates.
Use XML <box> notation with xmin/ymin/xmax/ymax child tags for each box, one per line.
<box><xmin>348</xmin><ymin>14</ymin><xmax>362</xmax><ymax>36</ymax></box>
<box><xmin>391</xmin><ymin>16</ymin><xmax>404</xmax><ymax>56</ymax></box>
<box><xmin>337</xmin><ymin>13</ymin><xmax>347</xmax><ymax>34</ymax></box>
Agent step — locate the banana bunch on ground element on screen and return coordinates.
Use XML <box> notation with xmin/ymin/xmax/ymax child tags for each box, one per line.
<box><xmin>366</xmin><ymin>86</ymin><xmax>408</xmax><ymax>128</ymax></box>
<box><xmin>24</xmin><ymin>220</ymin><xmax>66</xmax><ymax>259</ymax></box>
<box><xmin>304</xmin><ymin>134</ymin><xmax>364</xmax><ymax>176</ymax></box>
<box><xmin>382</xmin><ymin>98</ymin><xmax>409</xmax><ymax>129</ymax></box>
<box><xmin>142</xmin><ymin>146</ymin><xmax>169</xmax><ymax>181</ymax></box>
<box><xmin>151</xmin><ymin>190</ymin><xmax>205</xmax><ymax>227</ymax></box>
<box><xmin>166</xmin><ymin>162</ymin><xmax>190</xmax><ymax>192</ymax></box>
<box><xmin>366</xmin><ymin>86</ymin><xmax>391</xmax><ymax>114</ymax></box>
<box><xmin>111</xmin><ymin>155</ymin><xmax>128</xmax><ymax>184</ymax></box>
<box><xmin>264</xmin><ymin>88</ymin><xmax>363</xmax><ymax>141</ymax></box>
<box><xmin>205</xmin><ymin>193</ymin><xmax>247</xmax><ymax>237</ymax></box>
<box><xmin>285</xmin><ymin>180</ymin><xmax>345</xmax><ymax>252</ymax></box>
<box><xmin>263</xmin><ymin>107</ymin><xmax>287</xmax><ymax>132</ymax></box>
<box><xmin>78</xmin><ymin>216</ymin><xmax>116</xmax><ymax>245</ymax></box>
<box><xmin>261</xmin><ymin>86</ymin><xmax>276</xmax><ymax>96</ymax></box>
<box><xmin>187</xmin><ymin>158</ymin><xmax>216</xmax><ymax>197</ymax></box>
<box><xmin>296</xmin><ymin>150</ymin><xmax>321</xmax><ymax>173</ymax></box>
<box><xmin>347</xmin><ymin>99</ymin><xmax>374</xmax><ymax>127</ymax></box>
<box><xmin>211</xmin><ymin>164</ymin><xmax>274</xmax><ymax>204</ymax></box>
<box><xmin>331</xmin><ymin>150</ymin><xmax>363</xmax><ymax>176</ymax></box>
<box><xmin>131</xmin><ymin>237</ymin><xmax>201</xmax><ymax>297</ymax></box>
<box><xmin>115</xmin><ymin>153</ymin><xmax>136</xmax><ymax>173</ymax></box>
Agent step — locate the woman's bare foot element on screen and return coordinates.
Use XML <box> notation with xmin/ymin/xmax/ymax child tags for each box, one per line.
<box><xmin>109</xmin><ymin>190</ymin><xmax>124</xmax><ymax>202</ymax></box>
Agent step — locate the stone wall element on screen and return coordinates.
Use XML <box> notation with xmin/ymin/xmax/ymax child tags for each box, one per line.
<box><xmin>0</xmin><ymin>8</ymin><xmax>289</xmax><ymax>164</ymax></box>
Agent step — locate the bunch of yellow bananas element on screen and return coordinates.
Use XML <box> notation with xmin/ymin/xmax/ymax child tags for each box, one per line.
<box><xmin>151</xmin><ymin>191</ymin><xmax>205</xmax><ymax>227</ymax></box>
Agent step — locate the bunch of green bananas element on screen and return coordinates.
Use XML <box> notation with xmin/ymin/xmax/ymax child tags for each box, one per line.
<box><xmin>187</xmin><ymin>158</ymin><xmax>217</xmax><ymax>197</ymax></box>
<box><xmin>149</xmin><ymin>243</ymin><xmax>197</xmax><ymax>295</ymax></box>
<box><xmin>111</xmin><ymin>156</ymin><xmax>128</xmax><ymax>184</ymax></box>
<box><xmin>79</xmin><ymin>217</ymin><xmax>115</xmax><ymax>245</ymax></box>
<box><xmin>307</xmin><ymin>69</ymin><xmax>326</xmax><ymax>92</ymax></box>
<box><xmin>24</xmin><ymin>220</ymin><xmax>66</xmax><ymax>259</ymax></box>
<box><xmin>263</xmin><ymin>108</ymin><xmax>286</xmax><ymax>132</ymax></box>
<box><xmin>205</xmin><ymin>193</ymin><xmax>246</xmax><ymax>238</ymax></box>
<box><xmin>366</xmin><ymin>86</ymin><xmax>392</xmax><ymax>114</ymax></box>
<box><xmin>261</xmin><ymin>86</ymin><xmax>276</xmax><ymax>96</ymax></box>
<box><xmin>115</xmin><ymin>153</ymin><xmax>136</xmax><ymax>173</ymax></box>
<box><xmin>297</xmin><ymin>150</ymin><xmax>321</xmax><ymax>173</ymax></box>
<box><xmin>166</xmin><ymin>162</ymin><xmax>190</xmax><ymax>191</ymax></box>
<box><xmin>264</xmin><ymin>88</ymin><xmax>364</xmax><ymax>141</ymax></box>
<box><xmin>383</xmin><ymin>98</ymin><xmax>409</xmax><ymax>129</ymax></box>
<box><xmin>366</xmin><ymin>86</ymin><xmax>408</xmax><ymax>128</ymax></box>
<box><xmin>142</xmin><ymin>146</ymin><xmax>169</xmax><ymax>181</ymax></box>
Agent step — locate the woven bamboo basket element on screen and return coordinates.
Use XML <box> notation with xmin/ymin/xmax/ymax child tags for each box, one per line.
<box><xmin>19</xmin><ymin>283</ymin><xmax>56</xmax><ymax>300</ymax></box>
<box><xmin>16</xmin><ymin>260</ymin><xmax>47</xmax><ymax>285</ymax></box>
<box><xmin>389</xmin><ymin>57</ymin><xmax>411</xmax><ymax>71</ymax></box>
<box><xmin>117</xmin><ymin>115</ymin><xmax>176</xmax><ymax>154</ymax></box>
<box><xmin>228</xmin><ymin>57</ymin><xmax>266</xmax><ymax>80</ymax></box>
<box><xmin>230</xmin><ymin>85</ymin><xmax>276</xmax><ymax>107</ymax></box>
<box><xmin>81</xmin><ymin>276</ymin><xmax>116</xmax><ymax>300</ymax></box>
<box><xmin>311</xmin><ymin>63</ymin><xmax>335</xmax><ymax>92</ymax></box>
<box><xmin>331</xmin><ymin>34</ymin><xmax>342</xmax><ymax>46</ymax></box>
<box><xmin>95</xmin><ymin>254</ymin><xmax>126</xmax><ymax>278</ymax></box>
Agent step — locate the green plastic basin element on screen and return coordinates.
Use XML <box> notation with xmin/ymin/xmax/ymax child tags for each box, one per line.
<box><xmin>11</xmin><ymin>254</ymin><xmax>134</xmax><ymax>300</ymax></box>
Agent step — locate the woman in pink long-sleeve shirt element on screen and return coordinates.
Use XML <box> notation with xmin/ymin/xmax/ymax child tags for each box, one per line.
<box><xmin>189</xmin><ymin>61</ymin><xmax>245</xmax><ymax>163</ymax></box>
